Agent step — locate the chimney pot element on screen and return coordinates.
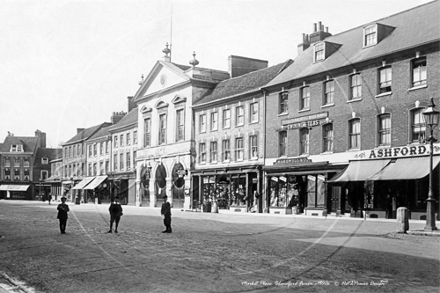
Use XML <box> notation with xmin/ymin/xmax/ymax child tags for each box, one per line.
<box><xmin>313</xmin><ymin>23</ymin><xmax>317</xmax><ymax>32</ymax></box>
<box><xmin>326</xmin><ymin>26</ymin><xmax>329</xmax><ymax>33</ymax></box>
<box><xmin>318</xmin><ymin>21</ymin><xmax>322</xmax><ymax>31</ymax></box>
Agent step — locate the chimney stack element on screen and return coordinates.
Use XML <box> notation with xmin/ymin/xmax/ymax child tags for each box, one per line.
<box><xmin>111</xmin><ymin>111</ymin><xmax>126</xmax><ymax>125</ymax></box>
<box><xmin>77</xmin><ymin>128</ymin><xmax>85</xmax><ymax>134</ymax></box>
<box><xmin>309</xmin><ymin>21</ymin><xmax>332</xmax><ymax>43</ymax></box>
<box><xmin>127</xmin><ymin>96</ymin><xmax>136</xmax><ymax>112</ymax></box>
<box><xmin>35</xmin><ymin>129</ymin><xmax>46</xmax><ymax>148</ymax></box>
<box><xmin>228</xmin><ymin>55</ymin><xmax>268</xmax><ymax>78</ymax></box>
<box><xmin>297</xmin><ymin>33</ymin><xmax>310</xmax><ymax>55</ymax></box>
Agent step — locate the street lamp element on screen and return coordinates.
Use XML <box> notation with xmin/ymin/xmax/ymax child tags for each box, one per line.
<box><xmin>422</xmin><ymin>97</ymin><xmax>439</xmax><ymax>232</ymax></box>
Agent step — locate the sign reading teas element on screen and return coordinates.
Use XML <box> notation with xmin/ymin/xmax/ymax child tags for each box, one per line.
<box><xmin>280</xmin><ymin>112</ymin><xmax>329</xmax><ymax>130</ymax></box>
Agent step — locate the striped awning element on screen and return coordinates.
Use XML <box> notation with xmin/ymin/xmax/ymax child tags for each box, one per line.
<box><xmin>72</xmin><ymin>177</ymin><xmax>96</xmax><ymax>190</ymax></box>
<box><xmin>83</xmin><ymin>176</ymin><xmax>108</xmax><ymax>190</ymax></box>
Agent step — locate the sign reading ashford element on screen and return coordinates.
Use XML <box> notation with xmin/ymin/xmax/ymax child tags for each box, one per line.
<box><xmin>280</xmin><ymin>112</ymin><xmax>329</xmax><ymax>130</ymax></box>
<box><xmin>356</xmin><ymin>145</ymin><xmax>433</xmax><ymax>159</ymax></box>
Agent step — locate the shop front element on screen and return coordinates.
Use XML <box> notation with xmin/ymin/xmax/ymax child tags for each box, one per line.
<box><xmin>108</xmin><ymin>173</ymin><xmax>134</xmax><ymax>205</ymax></box>
<box><xmin>45</xmin><ymin>175</ymin><xmax>63</xmax><ymax>202</ymax></box>
<box><xmin>192</xmin><ymin>166</ymin><xmax>262</xmax><ymax>213</ymax></box>
<box><xmin>71</xmin><ymin>176</ymin><xmax>95</xmax><ymax>204</ymax></box>
<box><xmin>264</xmin><ymin>159</ymin><xmax>345</xmax><ymax>216</ymax></box>
<box><xmin>327</xmin><ymin>153</ymin><xmax>440</xmax><ymax>220</ymax></box>
<box><xmin>83</xmin><ymin>176</ymin><xmax>109</xmax><ymax>204</ymax></box>
<box><xmin>0</xmin><ymin>184</ymin><xmax>31</xmax><ymax>200</ymax></box>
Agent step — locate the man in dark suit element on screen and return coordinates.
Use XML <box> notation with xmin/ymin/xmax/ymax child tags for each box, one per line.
<box><xmin>57</xmin><ymin>196</ymin><xmax>70</xmax><ymax>234</ymax></box>
<box><xmin>107</xmin><ymin>196</ymin><xmax>123</xmax><ymax>233</ymax></box>
<box><xmin>161</xmin><ymin>195</ymin><xmax>172</xmax><ymax>233</ymax></box>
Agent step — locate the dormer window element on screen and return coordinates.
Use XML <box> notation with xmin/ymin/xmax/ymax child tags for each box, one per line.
<box><xmin>364</xmin><ymin>25</ymin><xmax>377</xmax><ymax>47</ymax></box>
<box><xmin>363</xmin><ymin>23</ymin><xmax>395</xmax><ymax>48</ymax></box>
<box><xmin>313</xmin><ymin>41</ymin><xmax>341</xmax><ymax>62</ymax></box>
<box><xmin>314</xmin><ymin>43</ymin><xmax>325</xmax><ymax>62</ymax></box>
<box><xmin>10</xmin><ymin>144</ymin><xmax>23</xmax><ymax>152</ymax></box>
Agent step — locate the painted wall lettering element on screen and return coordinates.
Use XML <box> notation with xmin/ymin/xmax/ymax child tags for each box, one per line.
<box><xmin>369</xmin><ymin>145</ymin><xmax>427</xmax><ymax>159</ymax></box>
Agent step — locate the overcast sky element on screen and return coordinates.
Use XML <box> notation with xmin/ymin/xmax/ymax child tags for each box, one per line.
<box><xmin>0</xmin><ymin>0</ymin><xmax>432</xmax><ymax>148</ymax></box>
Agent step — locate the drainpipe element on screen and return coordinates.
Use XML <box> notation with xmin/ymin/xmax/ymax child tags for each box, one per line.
<box><xmin>262</xmin><ymin>88</ymin><xmax>269</xmax><ymax>213</ymax></box>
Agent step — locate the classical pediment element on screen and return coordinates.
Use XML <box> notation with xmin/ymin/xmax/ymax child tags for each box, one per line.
<box><xmin>140</xmin><ymin>105</ymin><xmax>152</xmax><ymax>113</ymax></box>
<box><xmin>171</xmin><ymin>95</ymin><xmax>187</xmax><ymax>104</ymax></box>
<box><xmin>136</xmin><ymin>61</ymin><xmax>190</xmax><ymax>102</ymax></box>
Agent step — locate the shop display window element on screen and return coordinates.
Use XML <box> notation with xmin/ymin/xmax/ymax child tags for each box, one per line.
<box><xmin>269</xmin><ymin>175</ymin><xmax>300</xmax><ymax>208</ymax></box>
<box><xmin>201</xmin><ymin>175</ymin><xmax>252</xmax><ymax>209</ymax></box>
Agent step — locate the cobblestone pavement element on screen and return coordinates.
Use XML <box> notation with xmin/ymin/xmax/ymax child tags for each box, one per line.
<box><xmin>0</xmin><ymin>200</ymin><xmax>439</xmax><ymax>293</ymax></box>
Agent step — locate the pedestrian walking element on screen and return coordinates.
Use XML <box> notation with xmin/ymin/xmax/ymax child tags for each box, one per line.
<box><xmin>57</xmin><ymin>196</ymin><xmax>70</xmax><ymax>234</ymax></box>
<box><xmin>48</xmin><ymin>193</ymin><xmax>52</xmax><ymax>205</ymax></box>
<box><xmin>107</xmin><ymin>196</ymin><xmax>123</xmax><ymax>233</ymax></box>
<box><xmin>161</xmin><ymin>195</ymin><xmax>172</xmax><ymax>233</ymax></box>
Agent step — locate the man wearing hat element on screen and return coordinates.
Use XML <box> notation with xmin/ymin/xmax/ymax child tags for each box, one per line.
<box><xmin>57</xmin><ymin>196</ymin><xmax>70</xmax><ymax>234</ymax></box>
<box><xmin>107</xmin><ymin>196</ymin><xmax>123</xmax><ymax>233</ymax></box>
<box><xmin>160</xmin><ymin>195</ymin><xmax>172</xmax><ymax>233</ymax></box>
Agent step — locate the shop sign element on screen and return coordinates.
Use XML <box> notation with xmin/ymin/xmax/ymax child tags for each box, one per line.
<box><xmin>274</xmin><ymin>157</ymin><xmax>312</xmax><ymax>164</ymax></box>
<box><xmin>357</xmin><ymin>145</ymin><xmax>432</xmax><ymax>159</ymax></box>
<box><xmin>278</xmin><ymin>112</ymin><xmax>330</xmax><ymax>131</ymax></box>
<box><xmin>282</xmin><ymin>112</ymin><xmax>328</xmax><ymax>125</ymax></box>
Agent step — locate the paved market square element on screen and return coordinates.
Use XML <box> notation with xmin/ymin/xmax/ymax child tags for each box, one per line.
<box><xmin>0</xmin><ymin>200</ymin><xmax>439</xmax><ymax>293</ymax></box>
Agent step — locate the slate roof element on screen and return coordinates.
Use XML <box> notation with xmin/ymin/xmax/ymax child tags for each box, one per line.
<box><xmin>108</xmin><ymin>107</ymin><xmax>138</xmax><ymax>132</ymax></box>
<box><xmin>266</xmin><ymin>0</ymin><xmax>440</xmax><ymax>87</ymax></box>
<box><xmin>0</xmin><ymin>136</ymin><xmax>39</xmax><ymax>153</ymax></box>
<box><xmin>36</xmin><ymin>148</ymin><xmax>62</xmax><ymax>161</ymax></box>
<box><xmin>194</xmin><ymin>59</ymin><xmax>293</xmax><ymax>106</ymax></box>
<box><xmin>65</xmin><ymin>123</ymin><xmax>111</xmax><ymax>145</ymax></box>
<box><xmin>88</xmin><ymin>125</ymin><xmax>112</xmax><ymax>141</ymax></box>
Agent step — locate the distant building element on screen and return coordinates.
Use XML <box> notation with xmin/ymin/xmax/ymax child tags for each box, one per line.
<box><xmin>0</xmin><ymin>130</ymin><xmax>61</xmax><ymax>200</ymax></box>
<box><xmin>61</xmin><ymin>123</ymin><xmax>112</xmax><ymax>202</ymax></box>
<box><xmin>107</xmin><ymin>97</ymin><xmax>138</xmax><ymax>205</ymax></box>
<box><xmin>46</xmin><ymin>156</ymin><xmax>63</xmax><ymax>201</ymax></box>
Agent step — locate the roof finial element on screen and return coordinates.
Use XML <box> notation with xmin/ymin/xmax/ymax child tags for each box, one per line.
<box><xmin>189</xmin><ymin>51</ymin><xmax>199</xmax><ymax>67</ymax></box>
<box><xmin>138</xmin><ymin>74</ymin><xmax>144</xmax><ymax>86</ymax></box>
<box><xmin>163</xmin><ymin>43</ymin><xmax>171</xmax><ymax>62</ymax></box>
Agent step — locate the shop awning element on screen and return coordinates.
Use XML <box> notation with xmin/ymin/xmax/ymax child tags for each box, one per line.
<box><xmin>368</xmin><ymin>156</ymin><xmax>440</xmax><ymax>181</ymax></box>
<box><xmin>72</xmin><ymin>177</ymin><xmax>96</xmax><ymax>190</ymax></box>
<box><xmin>83</xmin><ymin>176</ymin><xmax>108</xmax><ymax>190</ymax></box>
<box><xmin>0</xmin><ymin>185</ymin><xmax>30</xmax><ymax>191</ymax></box>
<box><xmin>327</xmin><ymin>159</ymin><xmax>391</xmax><ymax>182</ymax></box>
<box><xmin>45</xmin><ymin>175</ymin><xmax>63</xmax><ymax>183</ymax></box>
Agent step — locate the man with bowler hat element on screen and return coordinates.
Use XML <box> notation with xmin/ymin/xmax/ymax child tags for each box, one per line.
<box><xmin>161</xmin><ymin>195</ymin><xmax>172</xmax><ymax>233</ymax></box>
<box><xmin>107</xmin><ymin>196</ymin><xmax>123</xmax><ymax>233</ymax></box>
<box><xmin>57</xmin><ymin>196</ymin><xmax>70</xmax><ymax>234</ymax></box>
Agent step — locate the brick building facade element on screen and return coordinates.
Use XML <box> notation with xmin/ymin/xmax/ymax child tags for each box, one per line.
<box><xmin>262</xmin><ymin>1</ymin><xmax>440</xmax><ymax>218</ymax></box>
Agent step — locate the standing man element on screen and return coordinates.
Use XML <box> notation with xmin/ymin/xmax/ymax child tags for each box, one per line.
<box><xmin>107</xmin><ymin>196</ymin><xmax>123</xmax><ymax>233</ymax></box>
<box><xmin>57</xmin><ymin>196</ymin><xmax>70</xmax><ymax>234</ymax></box>
<box><xmin>48</xmin><ymin>193</ymin><xmax>52</xmax><ymax>205</ymax></box>
<box><xmin>161</xmin><ymin>195</ymin><xmax>172</xmax><ymax>233</ymax></box>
